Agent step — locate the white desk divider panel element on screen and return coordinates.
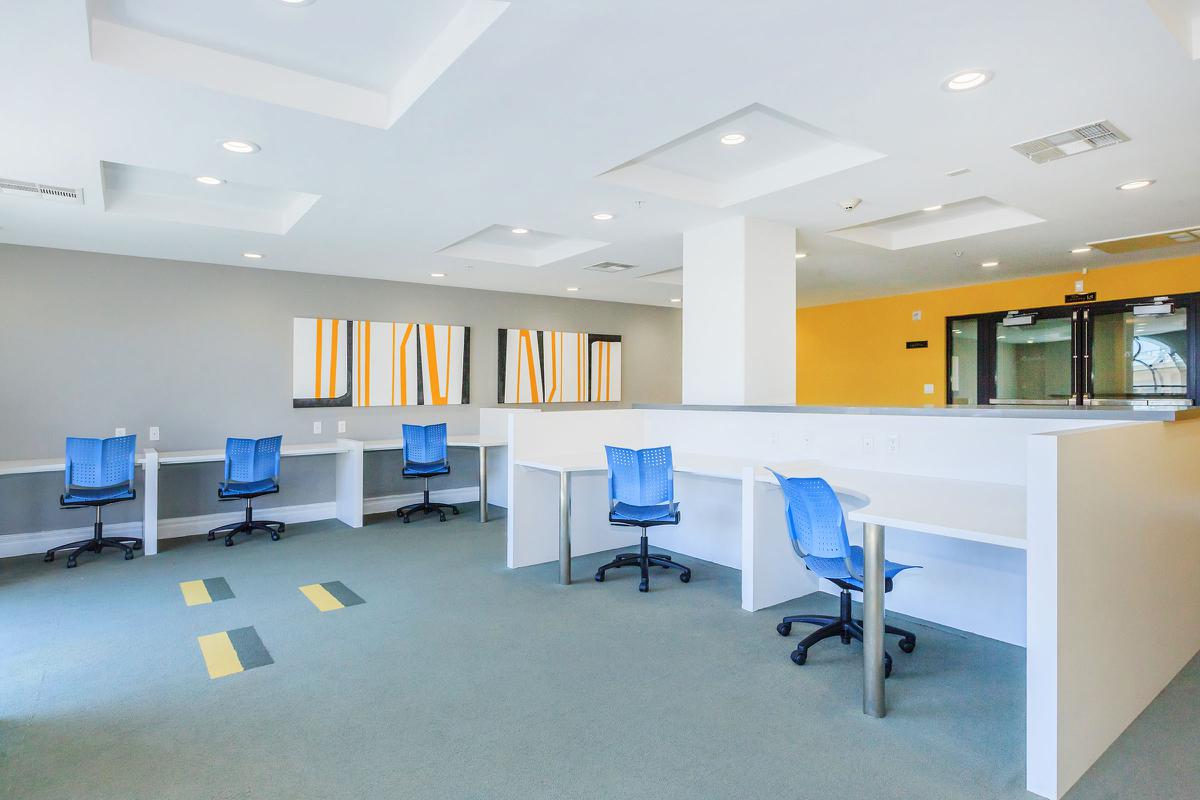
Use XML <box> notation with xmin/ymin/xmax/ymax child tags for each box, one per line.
<box><xmin>479</xmin><ymin>408</ymin><xmax>538</xmax><ymax>511</ymax></box>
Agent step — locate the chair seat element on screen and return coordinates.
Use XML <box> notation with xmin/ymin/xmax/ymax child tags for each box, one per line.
<box><xmin>218</xmin><ymin>479</ymin><xmax>279</xmax><ymax>498</ymax></box>
<box><xmin>403</xmin><ymin>461</ymin><xmax>449</xmax><ymax>477</ymax></box>
<box><xmin>803</xmin><ymin>545</ymin><xmax>918</xmax><ymax>589</ymax></box>
<box><xmin>610</xmin><ymin>501</ymin><xmax>680</xmax><ymax>524</ymax></box>
<box><xmin>61</xmin><ymin>485</ymin><xmax>135</xmax><ymax>506</ymax></box>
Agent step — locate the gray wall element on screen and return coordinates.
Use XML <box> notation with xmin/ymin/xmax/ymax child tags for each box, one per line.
<box><xmin>0</xmin><ymin>245</ymin><xmax>681</xmax><ymax>534</ymax></box>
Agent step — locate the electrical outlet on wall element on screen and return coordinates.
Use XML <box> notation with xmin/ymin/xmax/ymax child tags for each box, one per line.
<box><xmin>862</xmin><ymin>435</ymin><xmax>875</xmax><ymax>454</ymax></box>
<box><xmin>313</xmin><ymin>421</ymin><xmax>322</xmax><ymax>435</ymax></box>
<box><xmin>149</xmin><ymin>426</ymin><xmax>160</xmax><ymax>441</ymax></box>
<box><xmin>912</xmin><ymin>310</ymin><xmax>922</xmax><ymax>321</ymax></box>
<box><xmin>337</xmin><ymin>420</ymin><xmax>346</xmax><ymax>434</ymax></box>
<box><xmin>114</xmin><ymin>427</ymin><xmax>126</xmax><ymax>436</ymax></box>
<box><xmin>887</xmin><ymin>434</ymin><xmax>899</xmax><ymax>453</ymax></box>
<box><xmin>923</xmin><ymin>384</ymin><xmax>935</xmax><ymax>395</ymax></box>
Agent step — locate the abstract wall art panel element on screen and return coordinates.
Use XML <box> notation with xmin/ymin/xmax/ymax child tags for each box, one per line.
<box><xmin>497</xmin><ymin>329</ymin><xmax>621</xmax><ymax>403</ymax></box>
<box><xmin>293</xmin><ymin>318</ymin><xmax>469</xmax><ymax>408</ymax></box>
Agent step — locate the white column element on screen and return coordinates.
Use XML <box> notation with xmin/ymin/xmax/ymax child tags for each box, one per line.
<box><xmin>334</xmin><ymin>438</ymin><xmax>364</xmax><ymax>528</ymax></box>
<box><xmin>682</xmin><ymin>216</ymin><xmax>796</xmax><ymax>405</ymax></box>
<box><xmin>142</xmin><ymin>449</ymin><xmax>159</xmax><ymax>555</ymax></box>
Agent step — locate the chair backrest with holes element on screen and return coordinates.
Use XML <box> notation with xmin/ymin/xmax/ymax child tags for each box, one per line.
<box><xmin>65</xmin><ymin>435</ymin><xmax>136</xmax><ymax>492</ymax></box>
<box><xmin>768</xmin><ymin>470</ymin><xmax>849</xmax><ymax>561</ymax></box>
<box><xmin>224</xmin><ymin>436</ymin><xmax>282</xmax><ymax>483</ymax></box>
<box><xmin>402</xmin><ymin>423</ymin><xmax>448</xmax><ymax>467</ymax></box>
<box><xmin>605</xmin><ymin>445</ymin><xmax>674</xmax><ymax>507</ymax></box>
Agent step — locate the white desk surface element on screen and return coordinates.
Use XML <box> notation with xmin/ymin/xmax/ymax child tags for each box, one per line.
<box><xmin>0</xmin><ymin>453</ymin><xmax>149</xmax><ymax>476</ymax></box>
<box><xmin>158</xmin><ymin>442</ymin><xmax>350</xmax><ymax>465</ymax></box>
<box><xmin>360</xmin><ymin>434</ymin><xmax>507</xmax><ymax>452</ymax></box>
<box><xmin>514</xmin><ymin>451</ymin><xmax>1026</xmax><ymax>550</ymax></box>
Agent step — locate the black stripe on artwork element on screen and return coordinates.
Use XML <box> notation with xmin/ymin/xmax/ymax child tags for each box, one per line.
<box><xmin>293</xmin><ymin>320</ymin><xmax>354</xmax><ymax>408</ymax></box>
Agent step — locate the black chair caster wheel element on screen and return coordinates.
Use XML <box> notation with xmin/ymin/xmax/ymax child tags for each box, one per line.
<box><xmin>594</xmin><ymin>572</ymin><xmax>604</xmax><ymax>582</ymax></box>
<box><xmin>124</xmin><ymin>551</ymin><xmax>134</xmax><ymax>560</ymax></box>
<box><xmin>278</xmin><ymin>523</ymin><xmax>286</xmax><ymax>532</ymax></box>
<box><xmin>207</xmin><ymin>533</ymin><xmax>215</xmax><ymax>541</ymax></box>
<box><xmin>638</xmin><ymin>579</ymin><xmax>649</xmax><ymax>592</ymax></box>
<box><xmin>224</xmin><ymin>538</ymin><xmax>234</xmax><ymax>547</ymax></box>
<box><xmin>884</xmin><ymin>652</ymin><xmax>893</xmax><ymax>678</ymax></box>
<box><xmin>679</xmin><ymin>571</ymin><xmax>690</xmax><ymax>583</ymax></box>
<box><xmin>438</xmin><ymin>514</ymin><xmax>447</xmax><ymax>522</ymax></box>
<box><xmin>452</xmin><ymin>508</ymin><xmax>459</xmax><ymax>515</ymax></box>
<box><xmin>270</xmin><ymin>532</ymin><xmax>281</xmax><ymax>541</ymax></box>
<box><xmin>67</xmin><ymin>558</ymin><xmax>77</xmax><ymax>569</ymax></box>
<box><xmin>776</xmin><ymin>622</ymin><xmax>792</xmax><ymax>637</ymax></box>
<box><xmin>44</xmin><ymin>553</ymin><xmax>54</xmax><ymax>563</ymax></box>
<box><xmin>401</xmin><ymin>516</ymin><xmax>410</xmax><ymax>524</ymax></box>
<box><xmin>133</xmin><ymin>541</ymin><xmax>143</xmax><ymax>550</ymax></box>
<box><xmin>790</xmin><ymin>647</ymin><xmax>807</xmax><ymax>666</ymax></box>
<box><xmin>899</xmin><ymin>638</ymin><xmax>916</xmax><ymax>654</ymax></box>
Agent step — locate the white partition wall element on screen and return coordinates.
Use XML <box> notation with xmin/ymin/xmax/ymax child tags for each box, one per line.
<box><xmin>1026</xmin><ymin>418</ymin><xmax>1200</xmax><ymax>799</ymax></box>
<box><xmin>479</xmin><ymin>407</ymin><xmax>537</xmax><ymax>509</ymax></box>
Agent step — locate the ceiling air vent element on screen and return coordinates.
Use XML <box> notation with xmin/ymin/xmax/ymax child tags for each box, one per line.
<box><xmin>1011</xmin><ymin>120</ymin><xmax>1129</xmax><ymax>164</ymax></box>
<box><xmin>0</xmin><ymin>178</ymin><xmax>84</xmax><ymax>204</ymax></box>
<box><xmin>584</xmin><ymin>261</ymin><xmax>635</xmax><ymax>274</ymax></box>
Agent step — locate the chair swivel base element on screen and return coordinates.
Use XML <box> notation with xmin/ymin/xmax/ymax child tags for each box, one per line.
<box><xmin>44</xmin><ymin>522</ymin><xmax>142</xmax><ymax>569</ymax></box>
<box><xmin>397</xmin><ymin>488</ymin><xmax>459</xmax><ymax>523</ymax></box>
<box><xmin>594</xmin><ymin>534</ymin><xmax>691</xmax><ymax>592</ymax></box>
<box><xmin>208</xmin><ymin>500</ymin><xmax>283</xmax><ymax>547</ymax></box>
<box><xmin>775</xmin><ymin>589</ymin><xmax>916</xmax><ymax>678</ymax></box>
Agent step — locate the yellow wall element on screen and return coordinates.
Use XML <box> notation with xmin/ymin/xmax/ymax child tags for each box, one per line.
<box><xmin>795</xmin><ymin>254</ymin><xmax>1200</xmax><ymax>406</ymax></box>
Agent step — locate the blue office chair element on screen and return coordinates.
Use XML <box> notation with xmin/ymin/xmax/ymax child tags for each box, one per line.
<box><xmin>207</xmin><ymin>436</ymin><xmax>285</xmax><ymax>547</ymax></box>
<box><xmin>768</xmin><ymin>470</ymin><xmax>918</xmax><ymax>677</ymax></box>
<box><xmin>594</xmin><ymin>445</ymin><xmax>691</xmax><ymax>592</ymax></box>
<box><xmin>45</xmin><ymin>435</ymin><xmax>142</xmax><ymax>568</ymax></box>
<box><xmin>396</xmin><ymin>423</ymin><xmax>459</xmax><ymax>523</ymax></box>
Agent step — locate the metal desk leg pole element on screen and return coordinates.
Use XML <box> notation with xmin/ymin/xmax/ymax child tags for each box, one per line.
<box><xmin>863</xmin><ymin>522</ymin><xmax>886</xmax><ymax>718</ymax></box>
<box><xmin>478</xmin><ymin>446</ymin><xmax>488</xmax><ymax>524</ymax></box>
<box><xmin>558</xmin><ymin>471</ymin><xmax>572</xmax><ymax>585</ymax></box>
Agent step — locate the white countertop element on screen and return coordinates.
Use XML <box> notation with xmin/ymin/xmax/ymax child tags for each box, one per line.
<box><xmin>360</xmin><ymin>434</ymin><xmax>506</xmax><ymax>452</ymax></box>
<box><xmin>514</xmin><ymin>451</ymin><xmax>1026</xmax><ymax>550</ymax></box>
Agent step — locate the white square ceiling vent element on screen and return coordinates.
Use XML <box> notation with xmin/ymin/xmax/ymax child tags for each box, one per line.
<box><xmin>584</xmin><ymin>261</ymin><xmax>635</xmax><ymax>274</ymax></box>
<box><xmin>598</xmin><ymin>103</ymin><xmax>885</xmax><ymax>208</ymax></box>
<box><xmin>86</xmin><ymin>0</ymin><xmax>509</xmax><ymax>129</ymax></box>
<box><xmin>827</xmin><ymin>197</ymin><xmax>1044</xmax><ymax>251</ymax></box>
<box><xmin>1011</xmin><ymin>120</ymin><xmax>1129</xmax><ymax>164</ymax></box>
<box><xmin>438</xmin><ymin>225</ymin><xmax>608</xmax><ymax>267</ymax></box>
<box><xmin>100</xmin><ymin>161</ymin><xmax>320</xmax><ymax>235</ymax></box>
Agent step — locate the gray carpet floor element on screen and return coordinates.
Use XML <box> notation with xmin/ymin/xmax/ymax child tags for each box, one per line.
<box><xmin>1</xmin><ymin>508</ymin><xmax>1196</xmax><ymax>800</ymax></box>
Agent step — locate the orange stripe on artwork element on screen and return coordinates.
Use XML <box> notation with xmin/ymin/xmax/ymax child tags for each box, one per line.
<box><xmin>605</xmin><ymin>342</ymin><xmax>611</xmax><ymax>401</ymax></box>
<box><xmin>391</xmin><ymin>323</ymin><xmax>396</xmax><ymax>406</ymax></box>
<box><xmin>520</xmin><ymin>330</ymin><xmax>539</xmax><ymax>403</ymax></box>
<box><xmin>314</xmin><ymin>319</ymin><xmax>323</xmax><ymax>399</ymax></box>
<box><xmin>365</xmin><ymin>322</ymin><xmax>372</xmax><ymax>406</ymax></box>
<box><xmin>423</xmin><ymin>324</ymin><xmax>448</xmax><ymax>405</ymax></box>
<box><xmin>548</xmin><ymin>332</ymin><xmax>558</xmax><ymax>402</ymax></box>
<box><xmin>576</xmin><ymin>333</ymin><xmax>582</xmax><ymax>401</ymax></box>
<box><xmin>399</xmin><ymin>324</ymin><xmax>413</xmax><ymax>405</ymax></box>
<box><xmin>328</xmin><ymin>321</ymin><xmax>339</xmax><ymax>398</ymax></box>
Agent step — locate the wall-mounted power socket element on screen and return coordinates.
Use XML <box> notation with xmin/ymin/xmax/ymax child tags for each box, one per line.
<box><xmin>923</xmin><ymin>383</ymin><xmax>935</xmax><ymax>395</ymax></box>
<box><xmin>862</xmin><ymin>435</ymin><xmax>875</xmax><ymax>454</ymax></box>
<box><xmin>337</xmin><ymin>420</ymin><xmax>346</xmax><ymax>434</ymax></box>
<box><xmin>149</xmin><ymin>426</ymin><xmax>160</xmax><ymax>441</ymax></box>
<box><xmin>313</xmin><ymin>421</ymin><xmax>322</xmax><ymax>435</ymax></box>
<box><xmin>114</xmin><ymin>427</ymin><xmax>126</xmax><ymax>437</ymax></box>
<box><xmin>886</xmin><ymin>434</ymin><xmax>899</xmax><ymax>453</ymax></box>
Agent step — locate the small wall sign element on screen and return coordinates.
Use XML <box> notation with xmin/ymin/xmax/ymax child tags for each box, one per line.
<box><xmin>1064</xmin><ymin>292</ymin><xmax>1096</xmax><ymax>303</ymax></box>
<box><xmin>905</xmin><ymin>340</ymin><xmax>929</xmax><ymax>349</ymax></box>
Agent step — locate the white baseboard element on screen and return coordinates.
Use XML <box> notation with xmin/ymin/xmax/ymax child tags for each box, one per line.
<box><xmin>0</xmin><ymin>486</ymin><xmax>481</xmax><ymax>559</ymax></box>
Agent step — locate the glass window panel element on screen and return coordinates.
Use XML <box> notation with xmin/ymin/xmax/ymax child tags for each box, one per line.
<box><xmin>994</xmin><ymin>317</ymin><xmax>1074</xmax><ymax>402</ymax></box>
<box><xmin>1092</xmin><ymin>308</ymin><xmax>1188</xmax><ymax>398</ymax></box>
<box><xmin>949</xmin><ymin>319</ymin><xmax>978</xmax><ymax>405</ymax></box>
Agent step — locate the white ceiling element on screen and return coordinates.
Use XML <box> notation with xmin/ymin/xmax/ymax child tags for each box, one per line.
<box><xmin>1</xmin><ymin>0</ymin><xmax>1199</xmax><ymax>308</ymax></box>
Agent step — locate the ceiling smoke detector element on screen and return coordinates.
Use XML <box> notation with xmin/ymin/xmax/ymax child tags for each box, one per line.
<box><xmin>1011</xmin><ymin>120</ymin><xmax>1129</xmax><ymax>164</ymax></box>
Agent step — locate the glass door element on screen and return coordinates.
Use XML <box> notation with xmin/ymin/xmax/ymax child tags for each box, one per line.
<box><xmin>991</xmin><ymin>310</ymin><xmax>1078</xmax><ymax>404</ymax></box>
<box><xmin>1085</xmin><ymin>300</ymin><xmax>1192</xmax><ymax>404</ymax></box>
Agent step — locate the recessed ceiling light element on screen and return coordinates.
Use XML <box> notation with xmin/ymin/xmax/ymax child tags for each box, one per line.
<box><xmin>592</xmin><ymin>212</ymin><xmax>614</xmax><ymax>221</ymax></box>
<box><xmin>1117</xmin><ymin>179</ymin><xmax>1154</xmax><ymax>191</ymax></box>
<box><xmin>278</xmin><ymin>0</ymin><xmax>316</xmax><ymax>5</ymax></box>
<box><xmin>511</xmin><ymin>227</ymin><xmax>529</xmax><ymax>235</ymax></box>
<box><xmin>720</xmin><ymin>133</ymin><xmax>748</xmax><ymax>146</ymax></box>
<box><xmin>795</xmin><ymin>252</ymin><xmax>807</xmax><ymax>259</ymax></box>
<box><xmin>981</xmin><ymin>261</ymin><xmax>999</xmax><ymax>268</ymax></box>
<box><xmin>195</xmin><ymin>176</ymin><xmax>224</xmax><ymax>186</ymax></box>
<box><xmin>942</xmin><ymin>70</ymin><xmax>993</xmax><ymax>92</ymax></box>
<box><xmin>430</xmin><ymin>272</ymin><xmax>446</xmax><ymax>278</ymax></box>
<box><xmin>221</xmin><ymin>140</ymin><xmax>260</xmax><ymax>154</ymax></box>
<box><xmin>1071</xmin><ymin>247</ymin><xmax>1092</xmax><ymax>254</ymax></box>
<box><xmin>923</xmin><ymin>205</ymin><xmax>944</xmax><ymax>212</ymax></box>
<box><xmin>669</xmin><ymin>298</ymin><xmax>682</xmax><ymax>303</ymax></box>
<box><xmin>566</xmin><ymin>287</ymin><xmax>579</xmax><ymax>292</ymax></box>
<box><xmin>242</xmin><ymin>252</ymin><xmax>263</xmax><ymax>259</ymax></box>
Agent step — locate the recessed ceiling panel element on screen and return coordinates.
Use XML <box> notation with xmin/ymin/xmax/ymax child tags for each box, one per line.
<box><xmin>87</xmin><ymin>0</ymin><xmax>509</xmax><ymax>128</ymax></box>
<box><xmin>598</xmin><ymin>103</ymin><xmax>886</xmax><ymax>208</ymax></box>
<box><xmin>1090</xmin><ymin>225</ymin><xmax>1200</xmax><ymax>254</ymax></box>
<box><xmin>438</xmin><ymin>225</ymin><xmax>608</xmax><ymax>267</ymax></box>
<box><xmin>827</xmin><ymin>197</ymin><xmax>1045</xmax><ymax>251</ymax></box>
<box><xmin>100</xmin><ymin>161</ymin><xmax>320</xmax><ymax>235</ymax></box>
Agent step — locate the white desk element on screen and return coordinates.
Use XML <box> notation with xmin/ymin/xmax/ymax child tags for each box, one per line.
<box><xmin>513</xmin><ymin>450</ymin><xmax>1024</xmax><ymax>718</ymax></box>
<box><xmin>359</xmin><ymin>434</ymin><xmax>507</xmax><ymax>522</ymax></box>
